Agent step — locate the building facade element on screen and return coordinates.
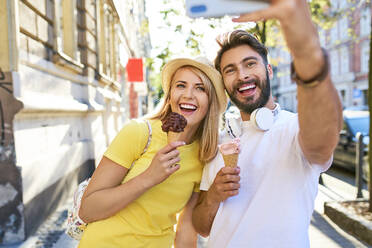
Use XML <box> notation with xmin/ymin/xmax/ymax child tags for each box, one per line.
<box><xmin>0</xmin><ymin>0</ymin><xmax>150</xmax><ymax>245</ymax></box>
<box><xmin>272</xmin><ymin>0</ymin><xmax>371</xmax><ymax>112</ymax></box>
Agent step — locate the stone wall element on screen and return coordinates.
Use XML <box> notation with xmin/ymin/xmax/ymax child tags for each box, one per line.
<box><xmin>0</xmin><ymin>71</ymin><xmax>24</xmax><ymax>244</ymax></box>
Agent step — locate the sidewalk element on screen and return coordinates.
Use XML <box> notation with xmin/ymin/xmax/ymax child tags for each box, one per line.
<box><xmin>309</xmin><ymin>184</ymin><xmax>369</xmax><ymax>248</ymax></box>
<box><xmin>4</xmin><ymin>180</ymin><xmax>370</xmax><ymax>248</ymax></box>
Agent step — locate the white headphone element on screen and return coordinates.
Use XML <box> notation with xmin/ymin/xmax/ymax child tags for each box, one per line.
<box><xmin>226</xmin><ymin>104</ymin><xmax>281</xmax><ymax>138</ymax></box>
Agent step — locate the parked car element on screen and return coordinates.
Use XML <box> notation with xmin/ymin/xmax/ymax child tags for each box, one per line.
<box><xmin>333</xmin><ymin>108</ymin><xmax>369</xmax><ymax>180</ymax></box>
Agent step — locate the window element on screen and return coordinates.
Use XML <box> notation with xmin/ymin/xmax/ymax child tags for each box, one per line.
<box><xmin>104</xmin><ymin>9</ymin><xmax>113</xmax><ymax>76</ymax></box>
<box><xmin>286</xmin><ymin>67</ymin><xmax>291</xmax><ymax>85</ymax></box>
<box><xmin>284</xmin><ymin>50</ymin><xmax>291</xmax><ymax>64</ymax></box>
<box><xmin>292</xmin><ymin>94</ymin><xmax>297</xmax><ymax>112</ymax></box>
<box><xmin>282</xmin><ymin>96</ymin><xmax>288</xmax><ymax>110</ymax></box>
<box><xmin>330</xmin><ymin>23</ymin><xmax>338</xmax><ymax>43</ymax></box>
<box><xmin>330</xmin><ymin>50</ymin><xmax>339</xmax><ymax>75</ymax></box>
<box><xmin>339</xmin><ymin>17</ymin><xmax>348</xmax><ymax>40</ymax></box>
<box><xmin>279</xmin><ymin>67</ymin><xmax>291</xmax><ymax>86</ymax></box>
<box><xmin>331</xmin><ymin>0</ymin><xmax>339</xmax><ymax>12</ymax></box>
<box><xmin>54</xmin><ymin>0</ymin><xmax>81</xmax><ymax>63</ymax></box>
<box><xmin>360</xmin><ymin>8</ymin><xmax>371</xmax><ymax>37</ymax></box>
<box><xmin>340</xmin><ymin>46</ymin><xmax>349</xmax><ymax>74</ymax></box>
<box><xmin>279</xmin><ymin>49</ymin><xmax>291</xmax><ymax>65</ymax></box>
<box><xmin>361</xmin><ymin>41</ymin><xmax>370</xmax><ymax>73</ymax></box>
<box><xmin>340</xmin><ymin>89</ymin><xmax>346</xmax><ymax>103</ymax></box>
<box><xmin>339</xmin><ymin>0</ymin><xmax>348</xmax><ymax>10</ymax></box>
<box><xmin>319</xmin><ymin>29</ymin><xmax>326</xmax><ymax>47</ymax></box>
<box><xmin>98</xmin><ymin>2</ymin><xmax>119</xmax><ymax>80</ymax></box>
<box><xmin>279</xmin><ymin>72</ymin><xmax>284</xmax><ymax>86</ymax></box>
<box><xmin>269</xmin><ymin>48</ymin><xmax>278</xmax><ymax>63</ymax></box>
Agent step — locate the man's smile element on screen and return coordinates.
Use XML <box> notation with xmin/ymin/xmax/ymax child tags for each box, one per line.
<box><xmin>237</xmin><ymin>83</ymin><xmax>257</xmax><ymax>97</ymax></box>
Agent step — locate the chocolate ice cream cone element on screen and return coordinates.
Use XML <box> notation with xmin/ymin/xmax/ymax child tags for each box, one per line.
<box><xmin>162</xmin><ymin>112</ymin><xmax>187</xmax><ymax>144</ymax></box>
<box><xmin>167</xmin><ymin>131</ymin><xmax>183</xmax><ymax>143</ymax></box>
<box><xmin>222</xmin><ymin>153</ymin><xmax>239</xmax><ymax>167</ymax></box>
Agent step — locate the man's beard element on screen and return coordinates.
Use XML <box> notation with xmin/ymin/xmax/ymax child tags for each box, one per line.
<box><xmin>227</xmin><ymin>70</ymin><xmax>271</xmax><ymax>114</ymax></box>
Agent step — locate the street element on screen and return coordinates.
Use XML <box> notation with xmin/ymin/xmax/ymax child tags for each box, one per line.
<box><xmin>5</xmin><ymin>167</ymin><xmax>370</xmax><ymax>248</ymax></box>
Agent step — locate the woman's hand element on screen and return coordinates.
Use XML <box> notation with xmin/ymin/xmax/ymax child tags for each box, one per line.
<box><xmin>175</xmin><ymin>192</ymin><xmax>199</xmax><ymax>248</ymax></box>
<box><xmin>142</xmin><ymin>141</ymin><xmax>185</xmax><ymax>186</ymax></box>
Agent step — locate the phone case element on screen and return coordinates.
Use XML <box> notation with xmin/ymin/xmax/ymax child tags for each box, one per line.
<box><xmin>186</xmin><ymin>0</ymin><xmax>269</xmax><ymax>18</ymax></box>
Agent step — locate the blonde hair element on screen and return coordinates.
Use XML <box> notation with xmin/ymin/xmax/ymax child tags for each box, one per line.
<box><xmin>151</xmin><ymin>66</ymin><xmax>220</xmax><ymax>163</ymax></box>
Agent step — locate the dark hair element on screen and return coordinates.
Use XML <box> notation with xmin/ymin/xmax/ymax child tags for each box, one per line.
<box><xmin>214</xmin><ymin>30</ymin><xmax>268</xmax><ymax>72</ymax></box>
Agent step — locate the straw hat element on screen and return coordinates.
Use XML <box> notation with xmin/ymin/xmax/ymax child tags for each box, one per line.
<box><xmin>161</xmin><ymin>57</ymin><xmax>227</xmax><ymax>114</ymax></box>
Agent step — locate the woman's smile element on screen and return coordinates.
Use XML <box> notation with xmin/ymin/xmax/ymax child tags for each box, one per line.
<box><xmin>179</xmin><ymin>103</ymin><xmax>198</xmax><ymax>116</ymax></box>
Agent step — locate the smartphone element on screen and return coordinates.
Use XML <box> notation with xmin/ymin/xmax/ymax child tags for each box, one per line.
<box><xmin>185</xmin><ymin>0</ymin><xmax>270</xmax><ymax>18</ymax></box>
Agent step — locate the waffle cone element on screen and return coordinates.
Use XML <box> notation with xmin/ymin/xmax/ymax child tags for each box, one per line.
<box><xmin>222</xmin><ymin>153</ymin><xmax>239</xmax><ymax>167</ymax></box>
<box><xmin>167</xmin><ymin>131</ymin><xmax>183</xmax><ymax>143</ymax></box>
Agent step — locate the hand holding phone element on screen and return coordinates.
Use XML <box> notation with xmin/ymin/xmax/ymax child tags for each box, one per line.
<box><xmin>185</xmin><ymin>0</ymin><xmax>270</xmax><ymax>18</ymax></box>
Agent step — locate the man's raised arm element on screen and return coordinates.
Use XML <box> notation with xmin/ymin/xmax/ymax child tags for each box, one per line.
<box><xmin>234</xmin><ymin>0</ymin><xmax>343</xmax><ymax>165</ymax></box>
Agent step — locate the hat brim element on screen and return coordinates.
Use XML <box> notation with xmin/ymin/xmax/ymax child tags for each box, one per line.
<box><xmin>161</xmin><ymin>58</ymin><xmax>227</xmax><ymax>113</ymax></box>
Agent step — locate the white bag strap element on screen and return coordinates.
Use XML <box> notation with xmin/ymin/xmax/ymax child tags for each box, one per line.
<box><xmin>142</xmin><ymin>120</ymin><xmax>152</xmax><ymax>155</ymax></box>
<box><xmin>129</xmin><ymin>120</ymin><xmax>151</xmax><ymax>169</ymax></box>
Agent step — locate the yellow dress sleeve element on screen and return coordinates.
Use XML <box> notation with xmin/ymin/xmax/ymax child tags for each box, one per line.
<box><xmin>103</xmin><ymin>119</ymin><xmax>149</xmax><ymax>169</ymax></box>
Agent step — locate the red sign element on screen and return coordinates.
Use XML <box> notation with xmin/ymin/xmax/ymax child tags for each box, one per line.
<box><xmin>126</xmin><ymin>58</ymin><xmax>143</xmax><ymax>82</ymax></box>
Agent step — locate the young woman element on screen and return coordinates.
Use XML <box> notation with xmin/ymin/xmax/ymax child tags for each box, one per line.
<box><xmin>78</xmin><ymin>57</ymin><xmax>227</xmax><ymax>248</ymax></box>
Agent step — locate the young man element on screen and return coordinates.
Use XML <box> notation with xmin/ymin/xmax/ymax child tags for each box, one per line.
<box><xmin>192</xmin><ymin>0</ymin><xmax>343</xmax><ymax>247</ymax></box>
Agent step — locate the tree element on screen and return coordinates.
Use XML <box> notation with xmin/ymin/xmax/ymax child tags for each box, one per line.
<box><xmin>147</xmin><ymin>0</ymin><xmax>339</xmax><ymax>103</ymax></box>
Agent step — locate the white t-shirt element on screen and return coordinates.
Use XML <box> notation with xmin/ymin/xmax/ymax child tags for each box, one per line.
<box><xmin>200</xmin><ymin>110</ymin><xmax>331</xmax><ymax>248</ymax></box>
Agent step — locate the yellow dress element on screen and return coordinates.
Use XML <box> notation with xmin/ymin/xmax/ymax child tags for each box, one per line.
<box><xmin>78</xmin><ymin>119</ymin><xmax>203</xmax><ymax>248</ymax></box>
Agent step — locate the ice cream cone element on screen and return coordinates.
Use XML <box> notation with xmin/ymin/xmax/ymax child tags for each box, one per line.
<box><xmin>222</xmin><ymin>153</ymin><xmax>239</xmax><ymax>167</ymax></box>
<box><xmin>219</xmin><ymin>138</ymin><xmax>240</xmax><ymax>167</ymax></box>
<box><xmin>162</xmin><ymin>112</ymin><xmax>187</xmax><ymax>144</ymax></box>
<box><xmin>167</xmin><ymin>131</ymin><xmax>183</xmax><ymax>144</ymax></box>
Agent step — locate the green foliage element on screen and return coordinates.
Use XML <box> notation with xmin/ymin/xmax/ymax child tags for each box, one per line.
<box><xmin>160</xmin><ymin>9</ymin><xmax>180</xmax><ymax>20</ymax></box>
<box><xmin>140</xmin><ymin>19</ymin><xmax>150</xmax><ymax>36</ymax></box>
<box><xmin>146</xmin><ymin>57</ymin><xmax>164</xmax><ymax>102</ymax></box>
<box><xmin>147</xmin><ymin>0</ymin><xmax>346</xmax><ymax>100</ymax></box>
<box><xmin>150</xmin><ymin>72</ymin><xmax>164</xmax><ymax>103</ymax></box>
<box><xmin>186</xmin><ymin>36</ymin><xmax>201</xmax><ymax>55</ymax></box>
<box><xmin>156</xmin><ymin>46</ymin><xmax>172</xmax><ymax>67</ymax></box>
<box><xmin>146</xmin><ymin>41</ymin><xmax>174</xmax><ymax>102</ymax></box>
<box><xmin>309</xmin><ymin>0</ymin><xmax>339</xmax><ymax>29</ymax></box>
<box><xmin>246</xmin><ymin>20</ymin><xmax>284</xmax><ymax>48</ymax></box>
